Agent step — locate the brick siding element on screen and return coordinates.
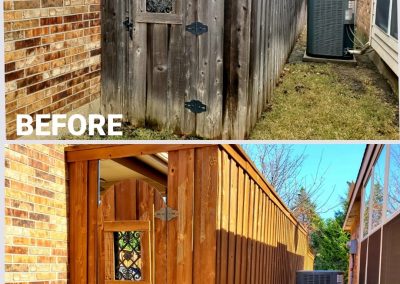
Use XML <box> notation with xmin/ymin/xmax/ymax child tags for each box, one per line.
<box><xmin>4</xmin><ymin>0</ymin><xmax>101</xmax><ymax>139</ymax></box>
<box><xmin>4</xmin><ymin>144</ymin><xmax>68</xmax><ymax>283</ymax></box>
<box><xmin>356</xmin><ymin>0</ymin><xmax>372</xmax><ymax>39</ymax></box>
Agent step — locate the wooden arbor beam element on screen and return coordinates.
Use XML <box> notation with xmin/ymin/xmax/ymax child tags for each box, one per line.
<box><xmin>65</xmin><ymin>144</ymin><xmax>210</xmax><ymax>162</ymax></box>
<box><xmin>112</xmin><ymin>157</ymin><xmax>168</xmax><ymax>194</ymax></box>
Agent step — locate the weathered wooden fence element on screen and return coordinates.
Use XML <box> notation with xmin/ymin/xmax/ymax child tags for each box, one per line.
<box><xmin>101</xmin><ymin>0</ymin><xmax>307</xmax><ymax>139</ymax></box>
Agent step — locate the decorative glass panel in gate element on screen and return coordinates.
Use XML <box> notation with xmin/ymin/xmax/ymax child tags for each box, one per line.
<box><xmin>103</xmin><ymin>221</ymin><xmax>151</xmax><ymax>283</ymax></box>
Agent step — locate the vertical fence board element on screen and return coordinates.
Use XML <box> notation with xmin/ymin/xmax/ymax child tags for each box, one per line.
<box><xmin>69</xmin><ymin>162</ymin><xmax>88</xmax><ymax>284</ymax></box>
<box><xmin>127</xmin><ymin>0</ymin><xmax>147</xmax><ymax>125</ymax></box>
<box><xmin>154</xmin><ymin>186</ymin><xmax>167</xmax><ymax>284</ymax></box>
<box><xmin>137</xmin><ymin>181</ymin><xmax>154</xmax><ymax>282</ymax></box>
<box><xmin>219</xmin><ymin>150</ymin><xmax>230</xmax><ymax>284</ymax></box>
<box><xmin>240</xmin><ymin>174</ymin><xmax>250</xmax><ymax>284</ymax></box>
<box><xmin>227</xmin><ymin>160</ymin><xmax>238</xmax><ymax>283</ymax></box>
<box><xmin>167</xmin><ymin>149</ymin><xmax>194</xmax><ymax>284</ymax></box>
<box><xmin>147</xmin><ymin>24</ymin><xmax>169</xmax><ymax>129</ymax></box>
<box><xmin>193</xmin><ymin>147</ymin><xmax>218</xmax><ymax>284</ymax></box>
<box><xmin>216</xmin><ymin>148</ymin><xmax>315</xmax><ymax>284</ymax></box>
<box><xmin>234</xmin><ymin>168</ymin><xmax>245</xmax><ymax>284</ymax></box>
<box><xmin>88</xmin><ymin>161</ymin><xmax>99</xmax><ymax>284</ymax></box>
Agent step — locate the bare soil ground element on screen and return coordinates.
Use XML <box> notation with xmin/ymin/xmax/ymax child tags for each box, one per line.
<box><xmin>250</xmin><ymin>30</ymin><xmax>399</xmax><ymax>140</ymax></box>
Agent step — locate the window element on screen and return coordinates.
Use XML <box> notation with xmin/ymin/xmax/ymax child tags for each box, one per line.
<box><xmin>376</xmin><ymin>0</ymin><xmax>391</xmax><ymax>32</ymax></box>
<box><xmin>146</xmin><ymin>0</ymin><xmax>173</xmax><ymax>13</ymax></box>
<box><xmin>136</xmin><ymin>0</ymin><xmax>182</xmax><ymax>24</ymax></box>
<box><xmin>114</xmin><ymin>231</ymin><xmax>143</xmax><ymax>281</ymax></box>
<box><xmin>363</xmin><ymin>177</ymin><xmax>372</xmax><ymax>237</ymax></box>
<box><xmin>371</xmin><ymin>147</ymin><xmax>386</xmax><ymax>230</ymax></box>
<box><xmin>390</xmin><ymin>0</ymin><xmax>398</xmax><ymax>39</ymax></box>
<box><xmin>387</xmin><ymin>145</ymin><xmax>400</xmax><ymax>216</ymax></box>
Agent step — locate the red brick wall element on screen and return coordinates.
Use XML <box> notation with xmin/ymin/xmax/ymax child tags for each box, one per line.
<box><xmin>4</xmin><ymin>144</ymin><xmax>68</xmax><ymax>283</ymax></box>
<box><xmin>4</xmin><ymin>0</ymin><xmax>101</xmax><ymax>139</ymax></box>
<box><xmin>356</xmin><ymin>0</ymin><xmax>372</xmax><ymax>39</ymax></box>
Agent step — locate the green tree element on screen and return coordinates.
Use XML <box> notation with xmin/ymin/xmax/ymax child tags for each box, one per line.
<box><xmin>311</xmin><ymin>200</ymin><xmax>350</xmax><ymax>280</ymax></box>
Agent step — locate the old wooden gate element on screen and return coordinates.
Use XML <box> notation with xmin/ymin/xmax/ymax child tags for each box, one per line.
<box><xmin>101</xmin><ymin>0</ymin><xmax>224</xmax><ymax>138</ymax></box>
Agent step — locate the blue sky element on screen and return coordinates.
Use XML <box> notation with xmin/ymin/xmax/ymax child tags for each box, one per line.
<box><xmin>243</xmin><ymin>144</ymin><xmax>366</xmax><ymax>219</ymax></box>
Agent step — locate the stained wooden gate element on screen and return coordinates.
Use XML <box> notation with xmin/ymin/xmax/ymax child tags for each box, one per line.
<box><xmin>101</xmin><ymin>0</ymin><xmax>224</xmax><ymax>138</ymax></box>
<box><xmin>98</xmin><ymin>179</ymin><xmax>168</xmax><ymax>284</ymax></box>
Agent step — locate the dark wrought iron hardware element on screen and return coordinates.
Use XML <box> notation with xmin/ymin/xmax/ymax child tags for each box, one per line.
<box><xmin>123</xmin><ymin>17</ymin><xmax>134</xmax><ymax>40</ymax></box>
<box><xmin>154</xmin><ymin>207</ymin><xmax>179</xmax><ymax>221</ymax></box>
<box><xmin>185</xmin><ymin>100</ymin><xmax>207</xmax><ymax>114</ymax></box>
<box><xmin>186</xmin><ymin>22</ymin><xmax>208</xmax><ymax>36</ymax></box>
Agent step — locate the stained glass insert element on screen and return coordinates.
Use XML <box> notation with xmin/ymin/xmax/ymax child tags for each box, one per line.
<box><xmin>114</xmin><ymin>231</ymin><xmax>143</xmax><ymax>281</ymax></box>
<box><xmin>146</xmin><ymin>0</ymin><xmax>173</xmax><ymax>13</ymax></box>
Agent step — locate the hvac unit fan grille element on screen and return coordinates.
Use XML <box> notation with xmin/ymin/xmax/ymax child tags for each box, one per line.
<box><xmin>307</xmin><ymin>0</ymin><xmax>345</xmax><ymax>57</ymax></box>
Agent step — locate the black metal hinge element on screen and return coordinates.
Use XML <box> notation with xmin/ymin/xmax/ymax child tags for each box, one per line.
<box><xmin>123</xmin><ymin>17</ymin><xmax>134</xmax><ymax>40</ymax></box>
<box><xmin>186</xmin><ymin>22</ymin><xmax>208</xmax><ymax>36</ymax></box>
<box><xmin>185</xmin><ymin>100</ymin><xmax>207</xmax><ymax>114</ymax></box>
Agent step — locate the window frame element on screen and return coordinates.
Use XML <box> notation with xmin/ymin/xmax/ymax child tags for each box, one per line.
<box><xmin>385</xmin><ymin>145</ymin><xmax>400</xmax><ymax>222</ymax></box>
<box><xmin>373</xmin><ymin>0</ymin><xmax>398</xmax><ymax>41</ymax></box>
<box><xmin>136</xmin><ymin>0</ymin><xmax>183</xmax><ymax>25</ymax></box>
<box><xmin>361</xmin><ymin>145</ymin><xmax>400</xmax><ymax>240</ymax></box>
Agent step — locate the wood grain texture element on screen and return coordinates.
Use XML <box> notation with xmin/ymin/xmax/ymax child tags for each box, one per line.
<box><xmin>167</xmin><ymin>149</ymin><xmax>194</xmax><ymax>284</ymax></box>
<box><xmin>101</xmin><ymin>0</ymin><xmax>307</xmax><ymax>139</ymax></box>
<box><xmin>193</xmin><ymin>147</ymin><xmax>218</xmax><ymax>284</ymax></box>
<box><xmin>69</xmin><ymin>161</ymin><xmax>89</xmax><ymax>284</ymax></box>
<box><xmin>216</xmin><ymin>148</ymin><xmax>315</xmax><ymax>283</ymax></box>
<box><xmin>88</xmin><ymin>161</ymin><xmax>99</xmax><ymax>284</ymax></box>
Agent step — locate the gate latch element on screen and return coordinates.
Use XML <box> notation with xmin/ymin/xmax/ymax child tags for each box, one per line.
<box><xmin>123</xmin><ymin>17</ymin><xmax>134</xmax><ymax>40</ymax></box>
<box><xmin>155</xmin><ymin>207</ymin><xmax>179</xmax><ymax>221</ymax></box>
<box><xmin>185</xmin><ymin>100</ymin><xmax>207</xmax><ymax>114</ymax></box>
<box><xmin>186</xmin><ymin>22</ymin><xmax>208</xmax><ymax>36</ymax></box>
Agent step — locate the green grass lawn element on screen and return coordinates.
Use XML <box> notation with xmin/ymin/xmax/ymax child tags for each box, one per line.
<box><xmin>249</xmin><ymin>32</ymin><xmax>399</xmax><ymax>140</ymax></box>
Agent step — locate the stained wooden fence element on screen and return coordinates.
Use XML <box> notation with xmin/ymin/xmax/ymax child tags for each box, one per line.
<box><xmin>101</xmin><ymin>0</ymin><xmax>307</xmax><ymax>139</ymax></box>
<box><xmin>68</xmin><ymin>145</ymin><xmax>314</xmax><ymax>284</ymax></box>
<box><xmin>216</xmin><ymin>146</ymin><xmax>314</xmax><ymax>284</ymax></box>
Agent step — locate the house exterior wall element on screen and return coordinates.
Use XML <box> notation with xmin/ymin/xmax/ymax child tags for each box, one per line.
<box><xmin>4</xmin><ymin>144</ymin><xmax>68</xmax><ymax>283</ymax></box>
<box><xmin>344</xmin><ymin>144</ymin><xmax>400</xmax><ymax>284</ymax></box>
<box><xmin>4</xmin><ymin>0</ymin><xmax>101</xmax><ymax>139</ymax></box>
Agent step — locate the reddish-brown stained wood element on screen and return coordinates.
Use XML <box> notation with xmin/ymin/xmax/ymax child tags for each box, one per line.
<box><xmin>193</xmin><ymin>147</ymin><xmax>218</xmax><ymax>284</ymax></box>
<box><xmin>69</xmin><ymin>161</ymin><xmax>88</xmax><ymax>284</ymax></box>
<box><xmin>154</xmin><ymin>187</ymin><xmax>167</xmax><ymax>284</ymax></box>
<box><xmin>227</xmin><ymin>159</ymin><xmax>238</xmax><ymax>284</ymax></box>
<box><xmin>88</xmin><ymin>160</ymin><xmax>99</xmax><ymax>284</ymax></box>
<box><xmin>98</xmin><ymin>187</ymin><xmax>115</xmax><ymax>283</ymax></box>
<box><xmin>240</xmin><ymin>173</ymin><xmax>251</xmax><ymax>284</ymax></box>
<box><xmin>246</xmin><ymin>180</ymin><xmax>255</xmax><ymax>284</ymax></box>
<box><xmin>250</xmin><ymin>185</ymin><xmax>260</xmax><ymax>283</ymax></box>
<box><xmin>216</xmin><ymin>149</ymin><xmax>223</xmax><ymax>284</ymax></box>
<box><xmin>137</xmin><ymin>181</ymin><xmax>154</xmax><ymax>283</ymax></box>
<box><xmin>115</xmin><ymin>180</ymin><xmax>137</xmax><ymax>220</ymax></box>
<box><xmin>234</xmin><ymin>168</ymin><xmax>245</xmax><ymax>284</ymax></box>
<box><xmin>68</xmin><ymin>145</ymin><xmax>316</xmax><ymax>283</ymax></box>
<box><xmin>167</xmin><ymin>149</ymin><xmax>194</xmax><ymax>284</ymax></box>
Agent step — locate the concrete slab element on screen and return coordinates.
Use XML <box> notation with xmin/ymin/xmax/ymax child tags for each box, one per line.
<box><xmin>303</xmin><ymin>51</ymin><xmax>357</xmax><ymax>66</ymax></box>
